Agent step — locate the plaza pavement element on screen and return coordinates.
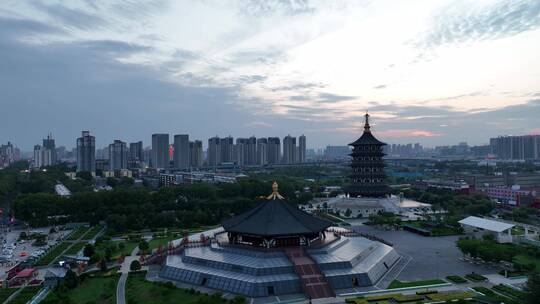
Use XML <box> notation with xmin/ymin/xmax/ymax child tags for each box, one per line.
<box><xmin>351</xmin><ymin>225</ymin><xmax>494</xmax><ymax>282</ymax></box>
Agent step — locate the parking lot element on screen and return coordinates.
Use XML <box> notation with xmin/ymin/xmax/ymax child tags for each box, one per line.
<box><xmin>352</xmin><ymin>224</ymin><xmax>494</xmax><ymax>281</ymax></box>
<box><xmin>0</xmin><ymin>226</ymin><xmax>72</xmax><ymax>273</ymax></box>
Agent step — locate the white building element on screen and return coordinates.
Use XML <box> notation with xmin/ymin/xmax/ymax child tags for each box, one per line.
<box><xmin>458</xmin><ymin>216</ymin><xmax>514</xmax><ymax>243</ymax></box>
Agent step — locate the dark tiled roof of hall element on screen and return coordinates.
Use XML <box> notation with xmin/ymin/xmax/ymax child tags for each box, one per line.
<box><xmin>222</xmin><ymin>182</ymin><xmax>332</xmax><ymax>237</ymax></box>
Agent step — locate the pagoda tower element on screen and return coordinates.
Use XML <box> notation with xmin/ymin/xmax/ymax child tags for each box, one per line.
<box><xmin>346</xmin><ymin>113</ymin><xmax>390</xmax><ymax>197</ymax></box>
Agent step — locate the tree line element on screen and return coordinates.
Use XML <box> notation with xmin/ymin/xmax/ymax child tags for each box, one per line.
<box><xmin>12</xmin><ymin>178</ymin><xmax>312</xmax><ymax>232</ymax></box>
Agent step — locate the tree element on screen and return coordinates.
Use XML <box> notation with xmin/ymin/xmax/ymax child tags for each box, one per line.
<box><xmin>524</xmin><ymin>272</ymin><xmax>540</xmax><ymax>304</ymax></box>
<box><xmin>83</xmin><ymin>244</ymin><xmax>95</xmax><ymax>257</ymax></box>
<box><xmin>345</xmin><ymin>208</ymin><xmax>352</xmax><ymax>217</ymax></box>
<box><xmin>63</xmin><ymin>269</ymin><xmax>79</xmax><ymax>289</ymax></box>
<box><xmin>104</xmin><ymin>246</ymin><xmax>113</xmax><ymax>261</ymax></box>
<box><xmin>76</xmin><ymin>171</ymin><xmax>93</xmax><ymax>182</ymax></box>
<box><xmin>99</xmin><ymin>258</ymin><xmax>108</xmax><ymax>271</ymax></box>
<box><xmin>130</xmin><ymin>260</ymin><xmax>141</xmax><ymax>271</ymax></box>
<box><xmin>106</xmin><ymin>177</ymin><xmax>117</xmax><ymax>187</ymax></box>
<box><xmin>138</xmin><ymin>240</ymin><xmax>149</xmax><ymax>251</ymax></box>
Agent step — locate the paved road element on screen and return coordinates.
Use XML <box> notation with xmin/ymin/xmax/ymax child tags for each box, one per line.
<box><xmin>116</xmin><ymin>245</ymin><xmax>140</xmax><ymax>304</ymax></box>
<box><xmin>117</xmin><ymin>273</ymin><xmax>128</xmax><ymax>304</ymax></box>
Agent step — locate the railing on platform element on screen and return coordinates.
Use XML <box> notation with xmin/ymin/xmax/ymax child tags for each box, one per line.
<box><xmin>327</xmin><ymin>228</ymin><xmax>393</xmax><ymax>247</ymax></box>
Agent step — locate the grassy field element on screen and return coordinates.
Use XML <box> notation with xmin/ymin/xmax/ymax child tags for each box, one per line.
<box><xmin>0</xmin><ymin>288</ymin><xmax>18</xmax><ymax>303</ymax></box>
<box><xmin>43</xmin><ymin>272</ymin><xmax>119</xmax><ymax>304</ymax></box>
<box><xmin>64</xmin><ymin>242</ymin><xmax>87</xmax><ymax>255</ymax></box>
<box><xmin>83</xmin><ymin>225</ymin><xmax>104</xmax><ymax>240</ymax></box>
<box><xmin>66</xmin><ymin>226</ymin><xmax>91</xmax><ymax>241</ymax></box>
<box><xmin>125</xmin><ymin>272</ymin><xmax>226</xmax><ymax>304</ymax></box>
<box><xmin>513</xmin><ymin>254</ymin><xmax>540</xmax><ymax>272</ymax></box>
<box><xmin>388</xmin><ymin>279</ymin><xmax>446</xmax><ymax>289</ymax></box>
<box><xmin>9</xmin><ymin>286</ymin><xmax>42</xmax><ymax>304</ymax></box>
<box><xmin>35</xmin><ymin>242</ymin><xmax>71</xmax><ymax>266</ymax></box>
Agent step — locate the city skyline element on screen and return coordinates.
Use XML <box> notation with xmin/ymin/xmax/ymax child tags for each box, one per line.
<box><xmin>1</xmin><ymin>1</ymin><xmax>540</xmax><ymax>150</ymax></box>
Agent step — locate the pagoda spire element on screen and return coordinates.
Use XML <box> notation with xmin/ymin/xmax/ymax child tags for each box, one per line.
<box><xmin>364</xmin><ymin>111</ymin><xmax>371</xmax><ymax>133</ymax></box>
<box><xmin>266</xmin><ymin>181</ymin><xmax>284</xmax><ymax>200</ymax></box>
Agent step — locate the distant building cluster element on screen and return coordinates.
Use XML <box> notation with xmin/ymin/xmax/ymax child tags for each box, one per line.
<box><xmin>207</xmin><ymin>135</ymin><xmax>306</xmax><ymax>167</ymax></box>
<box><xmin>52</xmin><ymin>132</ymin><xmax>308</xmax><ymax>174</ymax></box>
<box><xmin>33</xmin><ymin>134</ymin><xmax>57</xmax><ymax>168</ymax></box>
<box><xmin>0</xmin><ymin>141</ymin><xmax>20</xmax><ymax>168</ymax></box>
<box><xmin>384</xmin><ymin>143</ymin><xmax>424</xmax><ymax>157</ymax></box>
<box><xmin>490</xmin><ymin>135</ymin><xmax>540</xmax><ymax>160</ymax></box>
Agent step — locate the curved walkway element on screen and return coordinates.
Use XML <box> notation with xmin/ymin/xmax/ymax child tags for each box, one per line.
<box><xmin>116</xmin><ymin>245</ymin><xmax>139</xmax><ymax>304</ymax></box>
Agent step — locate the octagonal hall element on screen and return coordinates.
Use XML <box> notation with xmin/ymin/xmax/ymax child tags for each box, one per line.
<box><xmin>159</xmin><ymin>183</ymin><xmax>400</xmax><ymax>299</ymax></box>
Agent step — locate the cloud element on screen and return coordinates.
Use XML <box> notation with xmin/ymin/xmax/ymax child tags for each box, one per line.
<box><xmin>239</xmin><ymin>0</ymin><xmax>315</xmax><ymax>17</ymax></box>
<box><xmin>377</xmin><ymin>129</ymin><xmax>443</xmax><ymax>138</ymax></box>
<box><xmin>422</xmin><ymin>0</ymin><xmax>540</xmax><ymax>47</ymax></box>
<box><xmin>245</xmin><ymin>121</ymin><xmax>273</xmax><ymax>128</ymax></box>
<box><xmin>373</xmin><ymin>85</ymin><xmax>386</xmax><ymax>89</ymax></box>
<box><xmin>0</xmin><ymin>16</ymin><xmax>254</xmax><ymax>149</ymax></box>
<box><xmin>30</xmin><ymin>1</ymin><xmax>108</xmax><ymax>30</ymax></box>
<box><xmin>318</xmin><ymin>92</ymin><xmax>356</xmax><ymax>103</ymax></box>
<box><xmin>271</xmin><ymin>82</ymin><xmax>326</xmax><ymax>92</ymax></box>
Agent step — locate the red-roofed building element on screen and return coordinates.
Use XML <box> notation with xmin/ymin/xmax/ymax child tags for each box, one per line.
<box><xmin>9</xmin><ymin>268</ymin><xmax>37</xmax><ymax>287</ymax></box>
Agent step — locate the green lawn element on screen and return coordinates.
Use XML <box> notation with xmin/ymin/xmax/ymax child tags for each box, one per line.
<box><xmin>346</xmin><ymin>291</ymin><xmax>473</xmax><ymax>304</ymax></box>
<box><xmin>35</xmin><ymin>242</ymin><xmax>71</xmax><ymax>266</ymax></box>
<box><xmin>114</xmin><ymin>241</ymin><xmax>139</xmax><ymax>258</ymax></box>
<box><xmin>513</xmin><ymin>254</ymin><xmax>540</xmax><ymax>272</ymax></box>
<box><xmin>446</xmin><ymin>275</ymin><xmax>467</xmax><ymax>283</ymax></box>
<box><xmin>64</xmin><ymin>242</ymin><xmax>87</xmax><ymax>255</ymax></box>
<box><xmin>43</xmin><ymin>272</ymin><xmax>118</xmax><ymax>304</ymax></box>
<box><xmin>10</xmin><ymin>286</ymin><xmax>42</xmax><ymax>304</ymax></box>
<box><xmin>95</xmin><ymin>240</ymin><xmax>139</xmax><ymax>260</ymax></box>
<box><xmin>472</xmin><ymin>287</ymin><xmax>520</xmax><ymax>304</ymax></box>
<box><xmin>148</xmin><ymin>234</ymin><xmax>182</xmax><ymax>251</ymax></box>
<box><xmin>0</xmin><ymin>288</ymin><xmax>18</xmax><ymax>302</ymax></box>
<box><xmin>83</xmin><ymin>225</ymin><xmax>104</xmax><ymax>240</ymax></box>
<box><xmin>125</xmin><ymin>272</ymin><xmax>228</xmax><ymax>304</ymax></box>
<box><xmin>388</xmin><ymin>279</ymin><xmax>446</xmax><ymax>289</ymax></box>
<box><xmin>66</xmin><ymin>226</ymin><xmax>91</xmax><ymax>241</ymax></box>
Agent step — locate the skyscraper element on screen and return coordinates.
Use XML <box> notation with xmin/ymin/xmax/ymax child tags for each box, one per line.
<box><xmin>267</xmin><ymin>137</ymin><xmax>281</xmax><ymax>165</ymax></box>
<box><xmin>220</xmin><ymin>136</ymin><xmax>234</xmax><ymax>164</ymax></box>
<box><xmin>33</xmin><ymin>145</ymin><xmax>43</xmax><ymax>168</ymax></box>
<box><xmin>129</xmin><ymin>141</ymin><xmax>143</xmax><ymax>162</ymax></box>
<box><xmin>208</xmin><ymin>136</ymin><xmax>220</xmax><ymax>167</ymax></box>
<box><xmin>151</xmin><ymin>134</ymin><xmax>169</xmax><ymax>169</ymax></box>
<box><xmin>190</xmin><ymin>140</ymin><xmax>203</xmax><ymax>168</ymax></box>
<box><xmin>247</xmin><ymin>136</ymin><xmax>257</xmax><ymax>165</ymax></box>
<box><xmin>173</xmin><ymin>134</ymin><xmax>190</xmax><ymax>169</ymax></box>
<box><xmin>77</xmin><ymin>130</ymin><xmax>95</xmax><ymax>173</ymax></box>
<box><xmin>298</xmin><ymin>135</ymin><xmax>306</xmax><ymax>163</ymax></box>
<box><xmin>0</xmin><ymin>142</ymin><xmax>15</xmax><ymax>168</ymax></box>
<box><xmin>235</xmin><ymin>138</ymin><xmax>248</xmax><ymax>166</ymax></box>
<box><xmin>42</xmin><ymin>134</ymin><xmax>56</xmax><ymax>165</ymax></box>
<box><xmin>109</xmin><ymin>140</ymin><xmax>128</xmax><ymax>170</ymax></box>
<box><xmin>129</xmin><ymin>141</ymin><xmax>143</xmax><ymax>168</ymax></box>
<box><xmin>282</xmin><ymin>135</ymin><xmax>296</xmax><ymax>164</ymax></box>
<box><xmin>256</xmin><ymin>138</ymin><xmax>268</xmax><ymax>165</ymax></box>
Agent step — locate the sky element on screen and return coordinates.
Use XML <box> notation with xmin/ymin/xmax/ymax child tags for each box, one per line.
<box><xmin>1</xmin><ymin>0</ymin><xmax>540</xmax><ymax>151</ymax></box>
